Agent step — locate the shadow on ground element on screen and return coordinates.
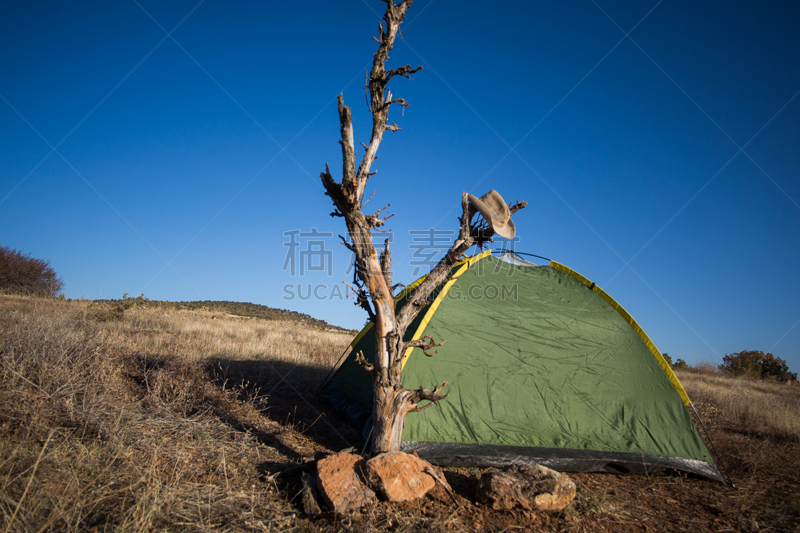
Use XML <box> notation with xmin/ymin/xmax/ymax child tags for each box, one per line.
<box><xmin>207</xmin><ymin>357</ymin><xmax>364</xmax><ymax>454</ymax></box>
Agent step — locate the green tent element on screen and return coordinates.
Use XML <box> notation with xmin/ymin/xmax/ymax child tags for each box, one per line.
<box><xmin>322</xmin><ymin>251</ymin><xmax>722</xmax><ymax>481</ymax></box>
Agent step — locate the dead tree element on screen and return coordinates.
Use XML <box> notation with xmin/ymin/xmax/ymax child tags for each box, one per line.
<box><xmin>320</xmin><ymin>0</ymin><xmax>526</xmax><ymax>454</ymax></box>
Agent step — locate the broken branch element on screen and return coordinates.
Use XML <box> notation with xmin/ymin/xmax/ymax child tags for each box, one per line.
<box><xmin>405</xmin><ymin>335</ymin><xmax>446</xmax><ymax>357</ymax></box>
<box><xmin>410</xmin><ymin>382</ymin><xmax>449</xmax><ymax>412</ymax></box>
<box><xmin>365</xmin><ymin>204</ymin><xmax>394</xmax><ymax>228</ymax></box>
<box><xmin>509</xmin><ymin>200</ymin><xmax>528</xmax><ymax>215</ymax></box>
<box><xmin>338</xmin><ymin>235</ymin><xmax>356</xmax><ymax>252</ymax></box>
<box><xmin>355</xmin><ymin>350</ymin><xmax>374</xmax><ymax>373</ymax></box>
<box><xmin>385</xmin><ymin>64</ymin><xmax>423</xmax><ymax>82</ymax></box>
<box><xmin>382</xmin><ymin>97</ymin><xmax>410</xmax><ymax>111</ymax></box>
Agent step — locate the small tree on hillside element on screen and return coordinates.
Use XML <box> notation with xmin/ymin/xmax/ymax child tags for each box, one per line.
<box><xmin>319</xmin><ymin>0</ymin><xmax>526</xmax><ymax>453</ymax></box>
<box><xmin>0</xmin><ymin>246</ymin><xmax>64</xmax><ymax>298</ymax></box>
<box><xmin>719</xmin><ymin>350</ymin><xmax>792</xmax><ymax>380</ymax></box>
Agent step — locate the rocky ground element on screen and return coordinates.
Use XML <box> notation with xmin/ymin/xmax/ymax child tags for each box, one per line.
<box><xmin>250</xmin><ymin>362</ymin><xmax>800</xmax><ymax>532</ymax></box>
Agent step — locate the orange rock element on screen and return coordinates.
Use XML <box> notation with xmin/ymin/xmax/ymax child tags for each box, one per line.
<box><xmin>366</xmin><ymin>451</ymin><xmax>449</xmax><ymax>502</ymax></box>
<box><xmin>316</xmin><ymin>452</ymin><xmax>375</xmax><ymax>513</ymax></box>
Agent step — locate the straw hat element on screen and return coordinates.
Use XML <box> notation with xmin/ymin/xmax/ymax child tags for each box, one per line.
<box><xmin>467</xmin><ymin>190</ymin><xmax>516</xmax><ymax>239</ymax></box>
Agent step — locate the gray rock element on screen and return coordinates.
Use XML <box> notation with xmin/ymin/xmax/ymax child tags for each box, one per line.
<box><xmin>301</xmin><ymin>472</ymin><xmax>322</xmax><ymax>516</ymax></box>
<box><xmin>476</xmin><ymin>464</ymin><xmax>576</xmax><ymax>511</ymax></box>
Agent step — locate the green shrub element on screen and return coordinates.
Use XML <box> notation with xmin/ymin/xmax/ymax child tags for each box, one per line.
<box><xmin>719</xmin><ymin>350</ymin><xmax>794</xmax><ymax>380</ymax></box>
<box><xmin>92</xmin><ymin>293</ymin><xmax>148</xmax><ymax>322</ymax></box>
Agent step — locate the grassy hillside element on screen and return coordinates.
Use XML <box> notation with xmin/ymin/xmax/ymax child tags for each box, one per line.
<box><xmin>1</xmin><ymin>294</ymin><xmax>798</xmax><ymax>532</ymax></box>
<box><xmin>90</xmin><ymin>296</ymin><xmax>356</xmax><ymax>333</ymax></box>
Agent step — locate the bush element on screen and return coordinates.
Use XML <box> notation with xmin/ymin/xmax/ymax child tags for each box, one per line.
<box><xmin>92</xmin><ymin>293</ymin><xmax>148</xmax><ymax>322</ymax></box>
<box><xmin>673</xmin><ymin>358</ymin><xmax>689</xmax><ymax>369</ymax></box>
<box><xmin>662</xmin><ymin>352</ymin><xmax>673</xmax><ymax>366</ymax></box>
<box><xmin>0</xmin><ymin>245</ymin><xmax>63</xmax><ymax>297</ymax></box>
<box><xmin>720</xmin><ymin>350</ymin><xmax>794</xmax><ymax>380</ymax></box>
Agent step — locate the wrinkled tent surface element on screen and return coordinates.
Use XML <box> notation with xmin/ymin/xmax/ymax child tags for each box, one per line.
<box><xmin>322</xmin><ymin>252</ymin><xmax>722</xmax><ymax>481</ymax></box>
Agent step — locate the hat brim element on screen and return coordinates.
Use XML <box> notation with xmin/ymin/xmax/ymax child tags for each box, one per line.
<box><xmin>467</xmin><ymin>194</ymin><xmax>516</xmax><ymax>239</ymax></box>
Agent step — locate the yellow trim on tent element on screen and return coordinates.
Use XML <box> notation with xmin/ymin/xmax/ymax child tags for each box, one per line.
<box><xmin>396</xmin><ymin>273</ymin><xmax>428</xmax><ymax>301</ymax></box>
<box><xmin>349</xmin><ymin>322</ymin><xmax>373</xmax><ymax>348</ymax></box>
<box><xmin>399</xmin><ymin>250</ymin><xmax>493</xmax><ymax>370</ymax></box>
<box><xmin>348</xmin><ymin>254</ymin><xmax>479</xmax><ymax>349</ymax></box>
<box><xmin>348</xmin><ymin>270</ymin><xmax>433</xmax><ymax>348</ymax></box>
<box><xmin>548</xmin><ymin>261</ymin><xmax>691</xmax><ymax>405</ymax></box>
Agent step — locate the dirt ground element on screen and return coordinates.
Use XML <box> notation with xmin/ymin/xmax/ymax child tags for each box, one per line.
<box><xmin>223</xmin><ymin>359</ymin><xmax>800</xmax><ymax>533</ymax></box>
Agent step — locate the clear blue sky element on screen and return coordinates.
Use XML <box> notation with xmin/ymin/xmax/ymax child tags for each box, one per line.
<box><xmin>2</xmin><ymin>1</ymin><xmax>798</xmax><ymax>372</ymax></box>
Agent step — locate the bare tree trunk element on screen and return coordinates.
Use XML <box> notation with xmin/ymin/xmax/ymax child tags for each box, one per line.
<box><xmin>372</xmin><ymin>386</ymin><xmax>409</xmax><ymax>452</ymax></box>
<box><xmin>319</xmin><ymin>1</ymin><xmax>525</xmax><ymax>454</ymax></box>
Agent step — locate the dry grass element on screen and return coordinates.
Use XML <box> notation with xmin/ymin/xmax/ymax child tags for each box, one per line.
<box><xmin>677</xmin><ymin>368</ymin><xmax>800</xmax><ymax>442</ymax></box>
<box><xmin>1</xmin><ymin>294</ymin><xmax>799</xmax><ymax>532</ymax></box>
<box><xmin>0</xmin><ymin>296</ymin><xmax>353</xmax><ymax>532</ymax></box>
<box><xmin>676</xmin><ymin>366</ymin><xmax>800</xmax><ymax>532</ymax></box>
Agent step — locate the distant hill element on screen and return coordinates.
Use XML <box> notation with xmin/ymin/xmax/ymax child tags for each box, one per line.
<box><xmin>94</xmin><ymin>297</ymin><xmax>356</xmax><ymax>333</ymax></box>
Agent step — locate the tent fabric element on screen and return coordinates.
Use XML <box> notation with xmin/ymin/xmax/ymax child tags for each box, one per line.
<box><xmin>548</xmin><ymin>261</ymin><xmax>690</xmax><ymax>405</ymax></box>
<box><xmin>322</xmin><ymin>253</ymin><xmax>722</xmax><ymax>481</ymax></box>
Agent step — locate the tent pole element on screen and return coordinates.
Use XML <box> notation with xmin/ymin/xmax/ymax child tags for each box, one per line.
<box><xmin>361</xmin><ymin>424</ymin><xmax>374</xmax><ymax>457</ymax></box>
<box><xmin>690</xmin><ymin>402</ymin><xmax>736</xmax><ymax>488</ymax></box>
<box><xmin>491</xmin><ymin>248</ymin><xmax>552</xmax><ymax>262</ymax></box>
